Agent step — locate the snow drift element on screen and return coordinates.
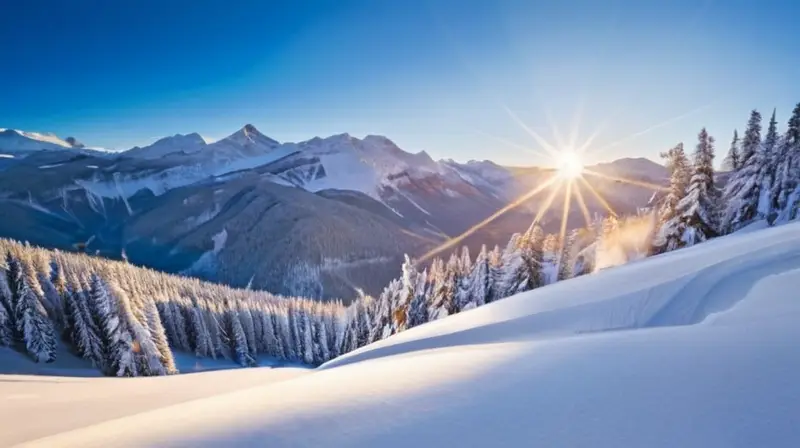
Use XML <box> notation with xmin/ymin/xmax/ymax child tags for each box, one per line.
<box><xmin>9</xmin><ymin>221</ymin><xmax>800</xmax><ymax>447</ymax></box>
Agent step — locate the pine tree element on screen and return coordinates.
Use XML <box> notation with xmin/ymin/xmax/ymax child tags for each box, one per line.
<box><xmin>760</xmin><ymin>109</ymin><xmax>781</xmax><ymax>223</ymax></box>
<box><xmin>653</xmin><ymin>143</ymin><xmax>691</xmax><ymax>253</ymax></box>
<box><xmin>521</xmin><ymin>225</ymin><xmax>545</xmax><ymax>288</ymax></box>
<box><xmin>0</xmin><ymin>260</ymin><xmax>14</xmax><ymax>346</ymax></box>
<box><xmin>407</xmin><ymin>269</ymin><xmax>429</xmax><ymax>328</ymax></box>
<box><xmin>65</xmin><ymin>276</ymin><xmax>105</xmax><ymax>369</ymax></box>
<box><xmin>677</xmin><ymin>128</ymin><xmax>720</xmax><ymax>245</ymax></box>
<box><xmin>464</xmin><ymin>245</ymin><xmax>491</xmax><ymax>310</ymax></box>
<box><xmin>89</xmin><ymin>275</ymin><xmax>138</xmax><ymax>376</ymax></box>
<box><xmin>724</xmin><ymin>110</ymin><xmax>763</xmax><ymax>232</ymax></box>
<box><xmin>228</xmin><ymin>307</ymin><xmax>254</xmax><ymax>367</ymax></box>
<box><xmin>8</xmin><ymin>253</ymin><xmax>57</xmax><ymax>362</ymax></box>
<box><xmin>487</xmin><ymin>245</ymin><xmax>504</xmax><ymax>302</ymax></box>
<box><xmin>143</xmin><ymin>298</ymin><xmax>178</xmax><ymax>374</ymax></box>
<box><xmin>372</xmin><ymin>279</ymin><xmax>399</xmax><ymax>342</ymax></box>
<box><xmin>393</xmin><ymin>255</ymin><xmax>417</xmax><ymax>332</ymax></box>
<box><xmin>496</xmin><ymin>236</ymin><xmax>528</xmax><ymax>298</ymax></box>
<box><xmin>773</xmin><ymin>103</ymin><xmax>800</xmax><ymax>221</ymax></box>
<box><xmin>190</xmin><ymin>306</ymin><xmax>211</xmax><ymax>358</ymax></box>
<box><xmin>557</xmin><ymin>231</ymin><xmax>575</xmax><ymax>281</ymax></box>
<box><xmin>428</xmin><ymin>255</ymin><xmax>457</xmax><ymax>321</ymax></box>
<box><xmin>723</xmin><ymin>130</ymin><xmax>741</xmax><ymax>172</ymax></box>
<box><xmin>301</xmin><ymin>308</ymin><xmax>315</xmax><ymax>364</ymax></box>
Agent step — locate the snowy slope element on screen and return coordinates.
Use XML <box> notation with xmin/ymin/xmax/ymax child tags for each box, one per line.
<box><xmin>0</xmin><ymin>129</ymin><xmax>109</xmax><ymax>155</ymax></box>
<box><xmin>268</xmin><ymin>133</ymin><xmax>444</xmax><ymax>200</ymax></box>
<box><xmin>124</xmin><ymin>133</ymin><xmax>207</xmax><ymax>159</ymax></box>
<box><xmin>0</xmin><ymin>129</ymin><xmax>75</xmax><ymax>153</ymax></box>
<box><xmin>12</xmin><ymin>222</ymin><xmax>800</xmax><ymax>447</ymax></box>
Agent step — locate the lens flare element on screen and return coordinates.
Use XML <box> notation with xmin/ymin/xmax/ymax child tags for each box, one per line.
<box><xmin>414</xmin><ymin>105</ymin><xmax>677</xmax><ymax>267</ymax></box>
<box><xmin>556</xmin><ymin>150</ymin><xmax>584</xmax><ymax>179</ymax></box>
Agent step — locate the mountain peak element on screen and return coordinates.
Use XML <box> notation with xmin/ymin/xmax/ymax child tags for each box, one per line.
<box><xmin>242</xmin><ymin>123</ymin><xmax>259</xmax><ymax>135</ymax></box>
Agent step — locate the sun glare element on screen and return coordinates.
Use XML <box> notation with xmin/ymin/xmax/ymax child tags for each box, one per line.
<box><xmin>419</xmin><ymin>105</ymin><xmax>676</xmax><ymax>263</ymax></box>
<box><xmin>556</xmin><ymin>150</ymin><xmax>584</xmax><ymax>179</ymax></box>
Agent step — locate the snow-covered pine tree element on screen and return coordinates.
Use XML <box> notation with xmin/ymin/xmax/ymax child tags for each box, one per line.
<box><xmin>677</xmin><ymin>128</ymin><xmax>720</xmax><ymax>245</ymax></box>
<box><xmin>459</xmin><ymin>246</ymin><xmax>472</xmax><ymax>274</ymax></box>
<box><xmin>463</xmin><ymin>245</ymin><xmax>491</xmax><ymax>311</ymax></box>
<box><xmin>7</xmin><ymin>252</ymin><xmax>57</xmax><ymax>362</ymax></box>
<box><xmin>143</xmin><ymin>297</ymin><xmax>178</xmax><ymax>374</ymax></box>
<box><xmin>312</xmin><ymin>304</ymin><xmax>331</xmax><ymax>364</ymax></box>
<box><xmin>773</xmin><ymin>103</ymin><xmax>800</xmax><ymax>221</ymax></box>
<box><xmin>300</xmin><ymin>308</ymin><xmax>315</xmax><ymax>364</ymax></box>
<box><xmin>354</xmin><ymin>300</ymin><xmax>371</xmax><ymax>349</ymax></box>
<box><xmin>111</xmin><ymin>282</ymin><xmax>168</xmax><ymax>377</ymax></box>
<box><xmin>428</xmin><ymin>255</ymin><xmax>457</xmax><ymax>321</ymax></box>
<box><xmin>724</xmin><ymin>110</ymin><xmax>763</xmax><ymax>232</ymax></box>
<box><xmin>496</xmin><ymin>234</ymin><xmax>528</xmax><ymax>298</ymax></box>
<box><xmin>371</xmin><ymin>279</ymin><xmax>398</xmax><ymax>342</ymax></box>
<box><xmin>65</xmin><ymin>273</ymin><xmax>104</xmax><ymax>368</ymax></box>
<box><xmin>487</xmin><ymin>245</ymin><xmax>505</xmax><ymax>302</ymax></box>
<box><xmin>237</xmin><ymin>302</ymin><xmax>258</xmax><ymax>358</ymax></box>
<box><xmin>89</xmin><ymin>274</ymin><xmax>138</xmax><ymax>376</ymax></box>
<box><xmin>723</xmin><ymin>130</ymin><xmax>741</xmax><ymax>172</ymax></box>
<box><xmin>653</xmin><ymin>143</ymin><xmax>691</xmax><ymax>253</ymax></box>
<box><xmin>228</xmin><ymin>306</ymin><xmax>255</xmax><ymax>367</ymax></box>
<box><xmin>190</xmin><ymin>306</ymin><xmax>211</xmax><ymax>358</ymax></box>
<box><xmin>556</xmin><ymin>231</ymin><xmax>575</xmax><ymax>281</ymax></box>
<box><xmin>407</xmin><ymin>269</ymin><xmax>429</xmax><ymax>329</ymax></box>
<box><xmin>0</xmin><ymin>259</ymin><xmax>13</xmax><ymax>346</ymax></box>
<box><xmin>760</xmin><ymin>109</ymin><xmax>782</xmax><ymax>223</ymax></box>
<box><xmin>33</xmin><ymin>255</ymin><xmax>63</xmax><ymax>331</ymax></box>
<box><xmin>393</xmin><ymin>255</ymin><xmax>417</xmax><ymax>332</ymax></box>
<box><xmin>259</xmin><ymin>302</ymin><xmax>281</xmax><ymax>359</ymax></box>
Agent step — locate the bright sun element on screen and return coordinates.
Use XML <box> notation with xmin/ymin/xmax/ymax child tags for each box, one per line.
<box><xmin>556</xmin><ymin>150</ymin><xmax>584</xmax><ymax>179</ymax></box>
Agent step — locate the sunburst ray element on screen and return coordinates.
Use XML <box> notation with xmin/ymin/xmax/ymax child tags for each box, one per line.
<box><xmin>474</xmin><ymin>129</ymin><xmax>551</xmax><ymax>159</ymax></box>
<box><xmin>544</xmin><ymin>107</ymin><xmax>567</xmax><ymax>149</ymax></box>
<box><xmin>579</xmin><ymin>176</ymin><xmax>617</xmax><ymax>217</ymax></box>
<box><xmin>572</xmin><ymin>181</ymin><xmax>593</xmax><ymax>228</ymax></box>
<box><xmin>503</xmin><ymin>106</ymin><xmax>559</xmax><ymax>156</ymax></box>
<box><xmin>420</xmin><ymin>175</ymin><xmax>559</xmax><ymax>262</ymax></box>
<box><xmin>558</xmin><ymin>180</ymin><xmax>573</xmax><ymax>257</ymax></box>
<box><xmin>583</xmin><ymin>103</ymin><xmax>713</xmax><ymax>157</ymax></box>
<box><xmin>529</xmin><ymin>180</ymin><xmax>563</xmax><ymax>229</ymax></box>
<box><xmin>583</xmin><ymin>169</ymin><xmax>669</xmax><ymax>192</ymax></box>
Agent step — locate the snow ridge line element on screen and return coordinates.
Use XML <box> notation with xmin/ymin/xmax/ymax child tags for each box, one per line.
<box><xmin>323</xmin><ymin>234</ymin><xmax>800</xmax><ymax>371</ymax></box>
<box><xmin>642</xmin><ymin>242</ymin><xmax>800</xmax><ymax>328</ymax></box>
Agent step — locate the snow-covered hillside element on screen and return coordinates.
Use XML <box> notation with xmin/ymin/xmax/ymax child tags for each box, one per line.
<box><xmin>0</xmin><ymin>129</ymin><xmax>77</xmax><ymax>153</ymax></box>
<box><xmin>8</xmin><ymin>221</ymin><xmax>800</xmax><ymax>447</ymax></box>
<box><xmin>0</xmin><ymin>129</ymin><xmax>108</xmax><ymax>155</ymax></box>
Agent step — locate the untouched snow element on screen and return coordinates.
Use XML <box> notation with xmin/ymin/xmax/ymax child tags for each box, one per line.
<box><xmin>0</xmin><ymin>364</ymin><xmax>308</xmax><ymax>447</ymax></box>
<box><xmin>9</xmin><ymin>222</ymin><xmax>800</xmax><ymax>447</ymax></box>
<box><xmin>0</xmin><ymin>129</ymin><xmax>111</xmax><ymax>154</ymax></box>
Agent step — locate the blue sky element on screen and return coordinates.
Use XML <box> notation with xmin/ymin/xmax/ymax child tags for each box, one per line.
<box><xmin>2</xmin><ymin>0</ymin><xmax>799</xmax><ymax>166</ymax></box>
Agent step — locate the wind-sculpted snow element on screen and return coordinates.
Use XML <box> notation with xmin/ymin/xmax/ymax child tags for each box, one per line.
<box><xmin>13</xmin><ymin>222</ymin><xmax>800</xmax><ymax>447</ymax></box>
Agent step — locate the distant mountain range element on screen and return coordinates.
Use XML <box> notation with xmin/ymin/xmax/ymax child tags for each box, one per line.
<box><xmin>0</xmin><ymin>125</ymin><xmax>667</xmax><ymax>301</ymax></box>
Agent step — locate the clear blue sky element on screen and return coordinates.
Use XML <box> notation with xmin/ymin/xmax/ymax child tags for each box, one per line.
<box><xmin>2</xmin><ymin>0</ymin><xmax>799</xmax><ymax>165</ymax></box>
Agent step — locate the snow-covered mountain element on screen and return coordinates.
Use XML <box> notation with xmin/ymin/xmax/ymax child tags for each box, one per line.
<box><xmin>124</xmin><ymin>132</ymin><xmax>207</xmax><ymax>159</ymax></box>
<box><xmin>0</xmin><ymin>128</ymin><xmax>81</xmax><ymax>153</ymax></box>
<box><xmin>5</xmin><ymin>219</ymin><xmax>800</xmax><ymax>447</ymax></box>
<box><xmin>588</xmin><ymin>156</ymin><xmax>669</xmax><ymax>181</ymax></box>
<box><xmin>0</xmin><ymin>124</ymin><xmax>666</xmax><ymax>298</ymax></box>
<box><xmin>0</xmin><ymin>128</ymin><xmax>113</xmax><ymax>158</ymax></box>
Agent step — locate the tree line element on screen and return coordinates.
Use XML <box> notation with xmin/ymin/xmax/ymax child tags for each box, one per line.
<box><xmin>653</xmin><ymin>103</ymin><xmax>800</xmax><ymax>251</ymax></box>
